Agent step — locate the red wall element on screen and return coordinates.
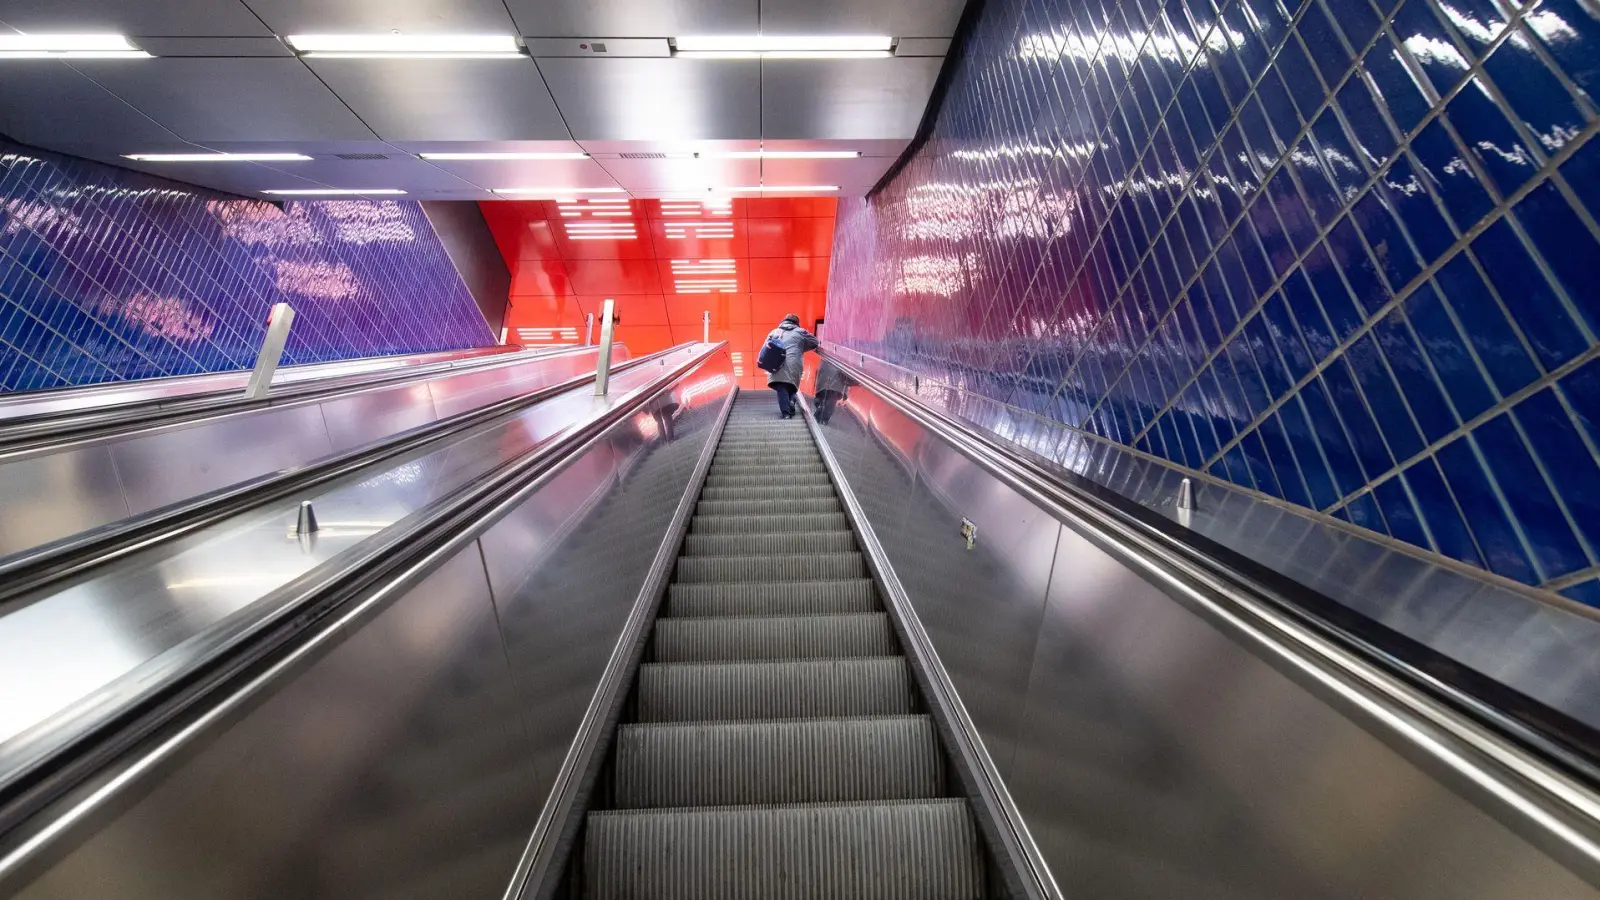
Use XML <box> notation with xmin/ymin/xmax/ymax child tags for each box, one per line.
<box><xmin>481</xmin><ymin>197</ymin><xmax>835</xmax><ymax>389</ymax></box>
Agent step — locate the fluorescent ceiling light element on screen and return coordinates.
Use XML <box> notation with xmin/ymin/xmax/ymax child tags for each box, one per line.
<box><xmin>724</xmin><ymin>185</ymin><xmax>839</xmax><ymax>192</ymax></box>
<box><xmin>677</xmin><ymin>49</ymin><xmax>889</xmax><ymax>59</ymax></box>
<box><xmin>0</xmin><ymin>34</ymin><xmax>149</xmax><ymax>59</ymax></box>
<box><xmin>704</xmin><ymin>150</ymin><xmax>861</xmax><ymax>159</ymax></box>
<box><xmin>286</xmin><ymin>34</ymin><xmax>522</xmax><ymax>58</ymax></box>
<box><xmin>263</xmin><ymin>188</ymin><xmax>407</xmax><ymax>196</ymax></box>
<box><xmin>493</xmin><ymin>186</ymin><xmax>626</xmax><ymax>195</ymax></box>
<box><xmin>419</xmin><ymin>152</ymin><xmax>589</xmax><ymax>160</ymax></box>
<box><xmin>126</xmin><ymin>153</ymin><xmax>313</xmax><ymax>162</ymax></box>
<box><xmin>676</xmin><ymin>35</ymin><xmax>891</xmax><ymax>52</ymax></box>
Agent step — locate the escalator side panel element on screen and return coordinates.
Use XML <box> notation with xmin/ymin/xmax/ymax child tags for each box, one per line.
<box><xmin>814</xmin><ymin>378</ymin><xmax>1600</xmax><ymax>900</ymax></box>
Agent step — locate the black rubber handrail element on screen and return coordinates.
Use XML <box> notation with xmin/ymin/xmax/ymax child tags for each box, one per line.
<box><xmin>0</xmin><ymin>345</ymin><xmax>683</xmax><ymax>609</ymax></box>
<box><xmin>0</xmin><ymin>344</ymin><xmax>725</xmax><ymax>877</ymax></box>
<box><xmin>0</xmin><ymin>344</ymin><xmax>585</xmax><ymax>456</ymax></box>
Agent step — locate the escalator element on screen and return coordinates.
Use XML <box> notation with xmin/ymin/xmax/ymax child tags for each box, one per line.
<box><xmin>576</xmin><ymin>394</ymin><xmax>984</xmax><ymax>898</ymax></box>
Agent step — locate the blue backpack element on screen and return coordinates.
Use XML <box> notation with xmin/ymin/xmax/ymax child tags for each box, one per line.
<box><xmin>756</xmin><ymin>333</ymin><xmax>787</xmax><ymax>372</ymax></box>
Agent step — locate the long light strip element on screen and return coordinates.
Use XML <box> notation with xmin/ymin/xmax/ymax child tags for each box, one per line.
<box><xmin>494</xmin><ymin>186</ymin><xmax>625</xmax><ymax>195</ymax></box>
<box><xmin>263</xmin><ymin>188</ymin><xmax>407</xmax><ymax>196</ymax></box>
<box><xmin>0</xmin><ymin>34</ymin><xmax>150</xmax><ymax>59</ymax></box>
<box><xmin>675</xmin><ymin>35</ymin><xmax>891</xmax><ymax>51</ymax></box>
<box><xmin>286</xmin><ymin>34</ymin><xmax>523</xmax><ymax>59</ymax></box>
<box><xmin>126</xmin><ymin>153</ymin><xmax>313</xmax><ymax>162</ymax></box>
<box><xmin>724</xmin><ymin>185</ymin><xmax>839</xmax><ymax>192</ymax></box>
<box><xmin>676</xmin><ymin>50</ymin><xmax>891</xmax><ymax>59</ymax></box>
<box><xmin>420</xmin><ymin>152</ymin><xmax>589</xmax><ymax>160</ymax></box>
<box><xmin>703</xmin><ymin>150</ymin><xmax>861</xmax><ymax>159</ymax></box>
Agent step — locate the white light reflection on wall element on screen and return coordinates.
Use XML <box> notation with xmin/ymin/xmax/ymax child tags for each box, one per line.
<box><xmin>320</xmin><ymin>201</ymin><xmax>416</xmax><ymax>244</ymax></box>
<box><xmin>274</xmin><ymin>259</ymin><xmax>360</xmax><ymax>301</ymax></box>
<box><xmin>96</xmin><ymin>292</ymin><xmax>215</xmax><ymax>341</ymax></box>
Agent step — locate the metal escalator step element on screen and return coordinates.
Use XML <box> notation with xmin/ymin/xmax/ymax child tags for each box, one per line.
<box><xmin>696</xmin><ymin>497</ymin><xmax>839</xmax><ymax>516</ymax></box>
<box><xmin>712</xmin><ymin>454</ymin><xmax>825</xmax><ymax>467</ymax></box>
<box><xmin>704</xmin><ymin>472</ymin><xmax>832</xmax><ymax>489</ymax></box>
<box><xmin>682</xmin><ymin>530</ymin><xmax>854</xmax><ymax>556</ymax></box>
<box><xmin>698</xmin><ymin>484</ymin><xmax>837</xmax><ymax>502</ymax></box>
<box><xmin>708</xmin><ymin>459</ymin><xmax>824</xmax><ymax>473</ymax></box>
<box><xmin>674</xmin><ymin>551</ymin><xmax>864</xmax><ymax>583</ymax></box>
<box><xmin>666</xmin><ymin>579</ymin><xmax>878</xmax><ymax>617</ymax></box>
<box><xmin>689</xmin><ymin>513</ymin><xmax>848</xmax><ymax>534</ymax></box>
<box><xmin>583</xmin><ymin>799</ymin><xmax>983</xmax><ymax>900</ymax></box>
<box><xmin>612</xmin><ymin>716</ymin><xmax>944</xmax><ymax>808</ymax></box>
<box><xmin>651</xmin><ymin>613</ymin><xmax>894</xmax><ymax>662</ymax></box>
<box><xmin>636</xmin><ymin>658</ymin><xmax>916</xmax><ymax>721</ymax></box>
<box><xmin>717</xmin><ymin>439</ymin><xmax>817</xmax><ymax>448</ymax></box>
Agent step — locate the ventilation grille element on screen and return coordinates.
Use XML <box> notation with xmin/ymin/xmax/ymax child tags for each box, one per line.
<box><xmin>620</xmin><ymin>152</ymin><xmax>670</xmax><ymax>159</ymax></box>
<box><xmin>335</xmin><ymin>153</ymin><xmax>389</xmax><ymax>160</ymax></box>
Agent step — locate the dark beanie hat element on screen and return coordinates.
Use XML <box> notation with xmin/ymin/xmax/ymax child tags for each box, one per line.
<box><xmin>783</xmin><ymin>313</ymin><xmax>801</xmax><ymax>324</ymax></box>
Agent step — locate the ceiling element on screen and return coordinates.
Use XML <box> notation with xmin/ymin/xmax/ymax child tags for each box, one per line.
<box><xmin>0</xmin><ymin>0</ymin><xmax>962</xmax><ymax>200</ymax></box>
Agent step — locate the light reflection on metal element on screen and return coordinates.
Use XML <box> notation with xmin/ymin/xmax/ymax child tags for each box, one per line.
<box><xmin>320</xmin><ymin>201</ymin><xmax>417</xmax><ymax>244</ymax></box>
<box><xmin>274</xmin><ymin>259</ymin><xmax>360</xmax><ymax>301</ymax></box>
<box><xmin>95</xmin><ymin>292</ymin><xmax>215</xmax><ymax>341</ymax></box>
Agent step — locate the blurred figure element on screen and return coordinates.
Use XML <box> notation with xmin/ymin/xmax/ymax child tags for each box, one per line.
<box><xmin>763</xmin><ymin>313</ymin><xmax>818</xmax><ymax>419</ymax></box>
<box><xmin>814</xmin><ymin>358</ymin><xmax>848</xmax><ymax>424</ymax></box>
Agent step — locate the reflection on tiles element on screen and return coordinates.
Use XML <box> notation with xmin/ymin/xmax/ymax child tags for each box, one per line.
<box><xmin>826</xmin><ymin>0</ymin><xmax>1600</xmax><ymax>602</ymax></box>
<box><xmin>0</xmin><ymin>139</ymin><xmax>491</xmax><ymax>394</ymax></box>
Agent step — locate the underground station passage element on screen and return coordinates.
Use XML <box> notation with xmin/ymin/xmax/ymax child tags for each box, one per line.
<box><xmin>2</xmin><ymin>0</ymin><xmax>1600</xmax><ymax>897</ymax></box>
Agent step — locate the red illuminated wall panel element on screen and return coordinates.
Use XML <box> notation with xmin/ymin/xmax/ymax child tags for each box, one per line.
<box><xmin>486</xmin><ymin>197</ymin><xmax>835</xmax><ymax>390</ymax></box>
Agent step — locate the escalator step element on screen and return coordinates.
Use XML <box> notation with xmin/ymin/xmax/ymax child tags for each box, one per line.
<box><xmin>703</xmin><ymin>472</ymin><xmax>832</xmax><ymax>489</ymax></box>
<box><xmin>666</xmin><ymin>579</ymin><xmax>878</xmax><ymax>618</ymax></box>
<box><xmin>612</xmin><ymin>716</ymin><xmax>944</xmax><ymax>808</ymax></box>
<box><xmin>583</xmin><ymin>799</ymin><xmax>983</xmax><ymax>900</ymax></box>
<box><xmin>681</xmin><ymin>530</ymin><xmax>855</xmax><ymax>556</ymax></box>
<box><xmin>698</xmin><ymin>484</ymin><xmax>838</xmax><ymax>502</ymax></box>
<box><xmin>652</xmin><ymin>613</ymin><xmax>894</xmax><ymax>663</ymax></box>
<box><xmin>674</xmin><ymin>551</ymin><xmax>864</xmax><ymax>583</ymax></box>
<box><xmin>636</xmin><ymin>658</ymin><xmax>916</xmax><ymax>722</ymax></box>
<box><xmin>689</xmin><ymin>513</ymin><xmax>848</xmax><ymax>534</ymax></box>
<box><xmin>696</xmin><ymin>497</ymin><xmax>840</xmax><ymax>517</ymax></box>
<box><xmin>707</xmin><ymin>461</ymin><xmax>826</xmax><ymax>476</ymax></box>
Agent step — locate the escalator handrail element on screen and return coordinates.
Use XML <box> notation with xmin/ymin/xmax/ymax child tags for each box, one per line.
<box><xmin>0</xmin><ymin>344</ymin><xmax>682</xmax><ymax>610</ymax></box>
<box><xmin>0</xmin><ymin>344</ymin><xmax>589</xmax><ymax>457</ymax></box>
<box><xmin>0</xmin><ymin>343</ymin><xmax>727</xmax><ymax>883</ymax></box>
<box><xmin>819</xmin><ymin>349</ymin><xmax>1600</xmax><ymax>876</ymax></box>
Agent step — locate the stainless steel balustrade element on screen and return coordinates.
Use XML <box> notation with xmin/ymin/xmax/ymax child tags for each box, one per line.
<box><xmin>803</xmin><ymin>353</ymin><xmax>1600</xmax><ymax>900</ymax></box>
<box><xmin>0</xmin><ymin>343</ymin><xmax>736</xmax><ymax>899</ymax></box>
<box><xmin>0</xmin><ymin>344</ymin><xmax>625</xmax><ymax>561</ymax></box>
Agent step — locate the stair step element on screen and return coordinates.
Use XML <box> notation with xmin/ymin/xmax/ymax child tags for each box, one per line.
<box><xmin>651</xmin><ymin>613</ymin><xmax>894</xmax><ymax>663</ymax></box>
<box><xmin>698</xmin><ymin>484</ymin><xmax>837</xmax><ymax>502</ymax></box>
<box><xmin>708</xmin><ymin>461</ymin><xmax>825</xmax><ymax>475</ymax></box>
<box><xmin>666</xmin><ymin>578</ymin><xmax>879</xmax><ymax>617</ymax></box>
<box><xmin>583</xmin><ymin>800</ymin><xmax>984</xmax><ymax>900</ymax></box>
<box><xmin>636</xmin><ymin>658</ymin><xmax>916</xmax><ymax>722</ymax></box>
<box><xmin>689</xmin><ymin>513</ymin><xmax>848</xmax><ymax>534</ymax></box>
<box><xmin>696</xmin><ymin>497</ymin><xmax>839</xmax><ymax>517</ymax></box>
<box><xmin>704</xmin><ymin>472</ymin><xmax>832</xmax><ymax>489</ymax></box>
<box><xmin>681</xmin><ymin>530</ymin><xmax>855</xmax><ymax>556</ymax></box>
<box><xmin>674</xmin><ymin>551</ymin><xmax>864</xmax><ymax>584</ymax></box>
<box><xmin>612</xmin><ymin>716</ymin><xmax>944</xmax><ymax>808</ymax></box>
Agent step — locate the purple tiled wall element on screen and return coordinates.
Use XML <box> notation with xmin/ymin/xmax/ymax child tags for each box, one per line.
<box><xmin>827</xmin><ymin>0</ymin><xmax>1600</xmax><ymax>602</ymax></box>
<box><xmin>0</xmin><ymin>139</ymin><xmax>493</xmax><ymax>393</ymax></box>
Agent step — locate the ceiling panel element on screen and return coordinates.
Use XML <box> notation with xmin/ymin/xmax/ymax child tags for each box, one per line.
<box><xmin>421</xmin><ymin>157</ymin><xmax>619</xmax><ymax>192</ymax></box>
<box><xmin>594</xmin><ymin>157</ymin><xmax>759</xmax><ymax>192</ymax></box>
<box><xmin>305</xmin><ymin>58</ymin><xmax>569</xmax><ymax>142</ymax></box>
<box><xmin>761</xmin><ymin>58</ymin><xmax>943</xmax><ymax>140</ymax></box>
<box><xmin>249</xmin><ymin>156</ymin><xmax>488</xmax><ymax>193</ymax></box>
<box><xmin>239</xmin><ymin>0</ymin><xmax>517</xmax><ymax>33</ymax></box>
<box><xmin>754</xmin><ymin>138</ymin><xmax>910</xmax><ymax>158</ymax></box>
<box><xmin>759</xmin><ymin>0</ymin><xmax>967</xmax><ymax>35</ymax></box>
<box><xmin>0</xmin><ymin>64</ymin><xmax>188</xmax><ymax>155</ymax></box>
<box><xmin>761</xmin><ymin>156</ymin><xmax>896</xmax><ymax>189</ymax></box>
<box><xmin>576</xmin><ymin>139</ymin><xmax>761</xmax><ymax>156</ymax></box>
<box><xmin>504</xmin><ymin>0</ymin><xmax>756</xmax><ymax>38</ymax></box>
<box><xmin>132</xmin><ymin>37</ymin><xmax>294</xmax><ymax>57</ymax></box>
<box><xmin>83</xmin><ymin>59</ymin><xmax>377</xmax><ymax>143</ymax></box>
<box><xmin>0</xmin><ymin>0</ymin><xmax>270</xmax><ymax>36</ymax></box>
<box><xmin>537</xmin><ymin>59</ymin><xmax>760</xmax><ymax>141</ymax></box>
<box><xmin>106</xmin><ymin>159</ymin><xmax>337</xmax><ymax>197</ymax></box>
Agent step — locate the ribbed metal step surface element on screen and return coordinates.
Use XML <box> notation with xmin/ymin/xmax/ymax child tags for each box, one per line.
<box><xmin>666</xmin><ymin>579</ymin><xmax>878</xmax><ymax>618</ymax></box>
<box><xmin>584</xmin><ymin>800</ymin><xmax>984</xmax><ymax>900</ymax></box>
<box><xmin>612</xmin><ymin>716</ymin><xmax>945</xmax><ymax>807</ymax></box>
<box><xmin>577</xmin><ymin>394</ymin><xmax>984</xmax><ymax>899</ymax></box>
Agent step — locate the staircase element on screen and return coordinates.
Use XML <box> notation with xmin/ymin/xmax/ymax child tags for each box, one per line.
<box><xmin>578</xmin><ymin>392</ymin><xmax>988</xmax><ymax>899</ymax></box>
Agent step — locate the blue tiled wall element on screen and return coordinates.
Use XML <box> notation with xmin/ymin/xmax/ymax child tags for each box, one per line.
<box><xmin>0</xmin><ymin>140</ymin><xmax>493</xmax><ymax>393</ymax></box>
<box><xmin>827</xmin><ymin>0</ymin><xmax>1600</xmax><ymax>602</ymax></box>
